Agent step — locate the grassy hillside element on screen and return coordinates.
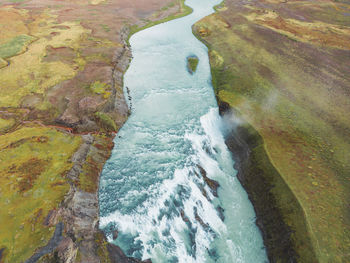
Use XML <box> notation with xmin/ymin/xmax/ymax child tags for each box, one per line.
<box><xmin>194</xmin><ymin>0</ymin><xmax>350</xmax><ymax>261</ymax></box>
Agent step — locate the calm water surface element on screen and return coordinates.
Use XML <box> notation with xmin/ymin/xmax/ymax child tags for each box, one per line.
<box><xmin>99</xmin><ymin>0</ymin><xmax>268</xmax><ymax>261</ymax></box>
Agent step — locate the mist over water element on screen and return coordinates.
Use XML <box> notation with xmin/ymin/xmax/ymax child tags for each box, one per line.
<box><xmin>99</xmin><ymin>0</ymin><xmax>268</xmax><ymax>262</ymax></box>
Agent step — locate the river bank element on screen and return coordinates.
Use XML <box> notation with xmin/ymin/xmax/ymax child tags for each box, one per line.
<box><xmin>31</xmin><ymin>3</ymin><xmax>195</xmax><ymax>260</ymax></box>
<box><xmin>193</xmin><ymin>0</ymin><xmax>350</xmax><ymax>261</ymax></box>
<box><xmin>191</xmin><ymin>17</ymin><xmax>305</xmax><ymax>261</ymax></box>
<box><xmin>29</xmin><ymin>5</ymin><xmax>197</xmax><ymax>263</ymax></box>
<box><xmin>217</xmin><ymin>99</ymin><xmax>315</xmax><ymax>262</ymax></box>
<box><xmin>0</xmin><ymin>0</ymin><xmax>191</xmax><ymax>261</ymax></box>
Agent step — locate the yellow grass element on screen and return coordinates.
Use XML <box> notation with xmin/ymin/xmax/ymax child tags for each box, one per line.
<box><xmin>0</xmin><ymin>8</ymin><xmax>90</xmax><ymax>107</ymax></box>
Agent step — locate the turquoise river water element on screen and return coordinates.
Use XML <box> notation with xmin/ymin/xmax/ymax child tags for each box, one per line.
<box><xmin>99</xmin><ymin>0</ymin><xmax>268</xmax><ymax>262</ymax></box>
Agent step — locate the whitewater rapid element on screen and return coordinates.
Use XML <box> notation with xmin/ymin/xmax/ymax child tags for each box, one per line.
<box><xmin>99</xmin><ymin>0</ymin><xmax>268</xmax><ymax>262</ymax></box>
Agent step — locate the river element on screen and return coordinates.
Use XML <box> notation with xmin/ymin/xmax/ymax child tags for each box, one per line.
<box><xmin>99</xmin><ymin>0</ymin><xmax>268</xmax><ymax>262</ymax></box>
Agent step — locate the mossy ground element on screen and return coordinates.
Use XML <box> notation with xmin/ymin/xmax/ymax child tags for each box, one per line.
<box><xmin>0</xmin><ymin>126</ymin><xmax>82</xmax><ymax>263</ymax></box>
<box><xmin>0</xmin><ymin>11</ymin><xmax>89</xmax><ymax>108</ymax></box>
<box><xmin>0</xmin><ymin>34</ymin><xmax>36</xmax><ymax>59</ymax></box>
<box><xmin>194</xmin><ymin>0</ymin><xmax>350</xmax><ymax>261</ymax></box>
<box><xmin>90</xmin><ymin>81</ymin><xmax>112</xmax><ymax>99</ymax></box>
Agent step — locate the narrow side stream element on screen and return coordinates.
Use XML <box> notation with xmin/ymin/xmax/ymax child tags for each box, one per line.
<box><xmin>99</xmin><ymin>0</ymin><xmax>268</xmax><ymax>262</ymax></box>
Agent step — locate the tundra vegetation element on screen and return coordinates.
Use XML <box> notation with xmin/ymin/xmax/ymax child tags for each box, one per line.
<box><xmin>194</xmin><ymin>0</ymin><xmax>350</xmax><ymax>261</ymax></box>
<box><xmin>0</xmin><ymin>0</ymin><xmax>189</xmax><ymax>261</ymax></box>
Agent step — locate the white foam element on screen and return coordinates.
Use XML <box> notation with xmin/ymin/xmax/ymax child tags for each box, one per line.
<box><xmin>100</xmin><ymin>112</ymin><xmax>232</xmax><ymax>261</ymax></box>
<box><xmin>99</xmin><ymin>0</ymin><xmax>267</xmax><ymax>260</ymax></box>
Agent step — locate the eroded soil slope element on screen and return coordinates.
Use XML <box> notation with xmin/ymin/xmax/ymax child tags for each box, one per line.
<box><xmin>194</xmin><ymin>0</ymin><xmax>350</xmax><ymax>261</ymax></box>
<box><xmin>0</xmin><ymin>0</ymin><xmax>190</xmax><ymax>262</ymax></box>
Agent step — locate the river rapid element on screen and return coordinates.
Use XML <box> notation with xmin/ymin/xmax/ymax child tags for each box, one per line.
<box><xmin>99</xmin><ymin>0</ymin><xmax>268</xmax><ymax>262</ymax></box>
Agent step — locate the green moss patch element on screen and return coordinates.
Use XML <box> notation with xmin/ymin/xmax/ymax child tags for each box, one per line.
<box><xmin>95</xmin><ymin>112</ymin><xmax>117</xmax><ymax>131</ymax></box>
<box><xmin>90</xmin><ymin>81</ymin><xmax>111</xmax><ymax>99</ymax></box>
<box><xmin>0</xmin><ymin>34</ymin><xmax>36</xmax><ymax>59</ymax></box>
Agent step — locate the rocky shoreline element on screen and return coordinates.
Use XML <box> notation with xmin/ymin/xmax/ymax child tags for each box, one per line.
<box><xmin>23</xmin><ymin>27</ymin><xmax>146</xmax><ymax>263</ymax></box>
<box><xmin>217</xmin><ymin>99</ymin><xmax>316</xmax><ymax>262</ymax></box>
<box><xmin>22</xmin><ymin>3</ymin><xmax>195</xmax><ymax>260</ymax></box>
<box><xmin>0</xmin><ymin>0</ymin><xmax>195</xmax><ymax>261</ymax></box>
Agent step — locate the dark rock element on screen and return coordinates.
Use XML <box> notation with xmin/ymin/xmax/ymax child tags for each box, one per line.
<box><xmin>25</xmin><ymin>222</ymin><xmax>64</xmax><ymax>263</ymax></box>
<box><xmin>112</xmin><ymin>230</ymin><xmax>119</xmax><ymax>240</ymax></box>
<box><xmin>194</xmin><ymin>209</ymin><xmax>210</xmax><ymax>230</ymax></box>
<box><xmin>107</xmin><ymin>244</ymin><xmax>152</xmax><ymax>263</ymax></box>
<box><xmin>0</xmin><ymin>247</ymin><xmax>6</xmax><ymax>262</ymax></box>
<box><xmin>180</xmin><ymin>209</ymin><xmax>190</xmax><ymax>222</ymax></box>
<box><xmin>196</xmin><ymin>165</ymin><xmax>220</xmax><ymax>197</ymax></box>
<box><xmin>218</xmin><ymin>99</ymin><xmax>310</xmax><ymax>262</ymax></box>
<box><xmin>216</xmin><ymin>206</ymin><xmax>225</xmax><ymax>221</ymax></box>
<box><xmin>200</xmin><ymin>185</ymin><xmax>209</xmax><ymax>200</ymax></box>
<box><xmin>217</xmin><ymin>100</ymin><xmax>231</xmax><ymax>114</ymax></box>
